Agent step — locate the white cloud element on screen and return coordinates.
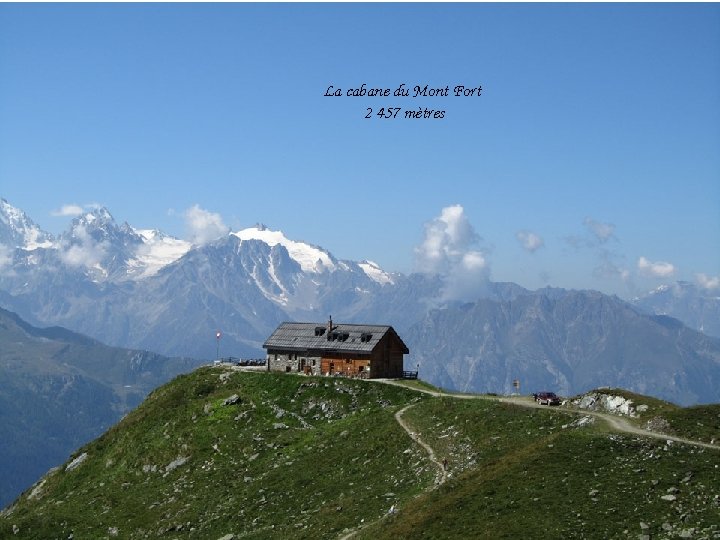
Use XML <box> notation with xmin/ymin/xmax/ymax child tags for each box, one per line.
<box><xmin>415</xmin><ymin>205</ymin><xmax>479</xmax><ymax>273</ymax></box>
<box><xmin>696</xmin><ymin>273</ymin><xmax>720</xmax><ymax>290</ymax></box>
<box><xmin>59</xmin><ymin>225</ymin><xmax>109</xmax><ymax>268</ymax></box>
<box><xmin>51</xmin><ymin>204</ymin><xmax>84</xmax><ymax>217</ymax></box>
<box><xmin>415</xmin><ymin>205</ymin><xmax>489</xmax><ymax>301</ymax></box>
<box><xmin>0</xmin><ymin>244</ymin><xmax>12</xmax><ymax>269</ymax></box>
<box><xmin>516</xmin><ymin>230</ymin><xmax>544</xmax><ymax>253</ymax></box>
<box><xmin>184</xmin><ymin>204</ymin><xmax>229</xmax><ymax>245</ymax></box>
<box><xmin>637</xmin><ymin>256</ymin><xmax>676</xmax><ymax>278</ymax></box>
<box><xmin>583</xmin><ymin>217</ymin><xmax>615</xmax><ymax>243</ymax></box>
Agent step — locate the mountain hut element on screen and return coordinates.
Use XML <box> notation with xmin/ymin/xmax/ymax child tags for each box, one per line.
<box><xmin>263</xmin><ymin>318</ymin><xmax>409</xmax><ymax>378</ymax></box>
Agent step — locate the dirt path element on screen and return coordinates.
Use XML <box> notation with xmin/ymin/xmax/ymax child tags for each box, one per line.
<box><xmin>337</xmin><ymin>402</ymin><xmax>449</xmax><ymax>540</ymax></box>
<box><xmin>377</xmin><ymin>379</ymin><xmax>719</xmax><ymax>451</ymax></box>
<box><xmin>338</xmin><ymin>381</ymin><xmax>718</xmax><ymax>539</ymax></box>
<box><xmin>580</xmin><ymin>408</ymin><xmax>719</xmax><ymax>449</ymax></box>
<box><xmin>394</xmin><ymin>404</ymin><xmax>448</xmax><ymax>486</ymax></box>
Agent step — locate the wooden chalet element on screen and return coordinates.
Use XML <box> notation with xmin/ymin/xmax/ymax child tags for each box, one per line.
<box><xmin>263</xmin><ymin>318</ymin><xmax>409</xmax><ymax>378</ymax></box>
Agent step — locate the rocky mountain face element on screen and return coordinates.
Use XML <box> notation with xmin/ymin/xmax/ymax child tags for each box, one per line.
<box><xmin>408</xmin><ymin>289</ymin><xmax>720</xmax><ymax>406</ymax></box>
<box><xmin>0</xmin><ymin>199</ymin><xmax>54</xmax><ymax>250</ymax></box>
<box><xmin>0</xmin><ymin>200</ymin><xmax>415</xmax><ymax>358</ymax></box>
<box><xmin>1</xmin><ymin>198</ymin><xmax>719</xmax><ymax>405</ymax></box>
<box><xmin>0</xmin><ymin>307</ymin><xmax>202</xmax><ymax>509</ymax></box>
<box><xmin>633</xmin><ymin>281</ymin><xmax>720</xmax><ymax>339</ymax></box>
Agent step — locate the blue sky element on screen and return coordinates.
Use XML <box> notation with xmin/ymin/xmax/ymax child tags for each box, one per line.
<box><xmin>1</xmin><ymin>3</ymin><xmax>718</xmax><ymax>298</ymax></box>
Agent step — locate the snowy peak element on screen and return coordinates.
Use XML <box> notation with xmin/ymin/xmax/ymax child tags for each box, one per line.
<box><xmin>231</xmin><ymin>226</ymin><xmax>337</xmax><ymax>273</ymax></box>
<box><xmin>127</xmin><ymin>228</ymin><xmax>192</xmax><ymax>279</ymax></box>
<box><xmin>60</xmin><ymin>207</ymin><xmax>140</xmax><ymax>274</ymax></box>
<box><xmin>76</xmin><ymin>206</ymin><xmax>114</xmax><ymax>225</ymax></box>
<box><xmin>0</xmin><ymin>200</ymin><xmax>191</xmax><ymax>281</ymax></box>
<box><xmin>358</xmin><ymin>260</ymin><xmax>395</xmax><ymax>285</ymax></box>
<box><xmin>54</xmin><ymin>207</ymin><xmax>193</xmax><ymax>281</ymax></box>
<box><xmin>0</xmin><ymin>198</ymin><xmax>54</xmax><ymax>250</ymax></box>
<box><xmin>67</xmin><ymin>207</ymin><xmax>126</xmax><ymax>239</ymax></box>
<box><xmin>229</xmin><ymin>226</ymin><xmax>396</xmax><ymax>286</ymax></box>
<box><xmin>1</xmin><ymin>200</ymin><xmax>395</xmax><ymax>290</ymax></box>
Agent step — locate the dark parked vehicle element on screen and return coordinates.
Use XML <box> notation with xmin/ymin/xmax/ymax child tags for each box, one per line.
<box><xmin>534</xmin><ymin>391</ymin><xmax>561</xmax><ymax>406</ymax></box>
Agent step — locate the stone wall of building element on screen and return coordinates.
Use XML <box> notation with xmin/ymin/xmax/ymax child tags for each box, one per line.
<box><xmin>267</xmin><ymin>352</ymin><xmax>322</xmax><ymax>376</ymax></box>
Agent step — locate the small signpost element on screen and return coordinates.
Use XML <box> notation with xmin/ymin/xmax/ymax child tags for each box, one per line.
<box><xmin>513</xmin><ymin>379</ymin><xmax>520</xmax><ymax>393</ymax></box>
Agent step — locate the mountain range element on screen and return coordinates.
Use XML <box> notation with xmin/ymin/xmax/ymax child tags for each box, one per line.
<box><xmin>2</xmin><ymin>197</ymin><xmax>720</xmax><ymax>406</ymax></box>
<box><xmin>632</xmin><ymin>280</ymin><xmax>720</xmax><ymax>339</ymax></box>
<box><xmin>0</xmin><ymin>306</ymin><xmax>202</xmax><ymax>508</ymax></box>
<box><xmin>411</xmin><ymin>290</ymin><xmax>720</xmax><ymax>405</ymax></box>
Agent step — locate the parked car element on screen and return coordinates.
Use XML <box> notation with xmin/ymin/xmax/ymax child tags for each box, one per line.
<box><xmin>534</xmin><ymin>391</ymin><xmax>561</xmax><ymax>406</ymax></box>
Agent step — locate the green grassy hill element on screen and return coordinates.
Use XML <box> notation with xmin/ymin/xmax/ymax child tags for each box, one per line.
<box><xmin>0</xmin><ymin>307</ymin><xmax>203</xmax><ymax>509</ymax></box>
<box><xmin>2</xmin><ymin>368</ymin><xmax>719</xmax><ymax>539</ymax></box>
<box><xmin>572</xmin><ymin>387</ymin><xmax>720</xmax><ymax>444</ymax></box>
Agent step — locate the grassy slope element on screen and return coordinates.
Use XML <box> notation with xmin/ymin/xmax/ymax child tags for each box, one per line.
<box><xmin>3</xmin><ymin>370</ymin><xmax>719</xmax><ymax>540</ymax></box>
<box><xmin>357</xmin><ymin>398</ymin><xmax>720</xmax><ymax>539</ymax></box>
<box><xmin>0</xmin><ymin>308</ymin><xmax>202</xmax><ymax>508</ymax></box>
<box><xmin>660</xmin><ymin>405</ymin><xmax>720</xmax><ymax>445</ymax></box>
<box><xmin>1</xmin><ymin>369</ymin><xmax>433</xmax><ymax>539</ymax></box>
<box><xmin>581</xmin><ymin>388</ymin><xmax>720</xmax><ymax>444</ymax></box>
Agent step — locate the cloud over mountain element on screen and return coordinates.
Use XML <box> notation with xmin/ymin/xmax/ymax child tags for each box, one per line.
<box><xmin>638</xmin><ymin>256</ymin><xmax>676</xmax><ymax>278</ymax></box>
<box><xmin>696</xmin><ymin>273</ymin><xmax>720</xmax><ymax>290</ymax></box>
<box><xmin>0</xmin><ymin>245</ymin><xmax>11</xmax><ymax>271</ymax></box>
<box><xmin>415</xmin><ymin>205</ymin><xmax>489</xmax><ymax>301</ymax></box>
<box><xmin>59</xmin><ymin>224</ymin><xmax>110</xmax><ymax>269</ymax></box>
<box><xmin>184</xmin><ymin>205</ymin><xmax>229</xmax><ymax>245</ymax></box>
<box><xmin>51</xmin><ymin>204</ymin><xmax>85</xmax><ymax>217</ymax></box>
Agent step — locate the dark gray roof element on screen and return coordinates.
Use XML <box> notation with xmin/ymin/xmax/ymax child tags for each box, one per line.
<box><xmin>263</xmin><ymin>322</ymin><xmax>408</xmax><ymax>354</ymax></box>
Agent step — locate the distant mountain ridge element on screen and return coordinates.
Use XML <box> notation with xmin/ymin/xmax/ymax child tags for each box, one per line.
<box><xmin>633</xmin><ymin>281</ymin><xmax>720</xmax><ymax>338</ymax></box>
<box><xmin>409</xmin><ymin>289</ymin><xmax>720</xmax><ymax>405</ymax></box>
<box><xmin>1</xmin><ymin>197</ymin><xmax>719</xmax><ymax>406</ymax></box>
<box><xmin>0</xmin><ymin>306</ymin><xmax>203</xmax><ymax>508</ymax></box>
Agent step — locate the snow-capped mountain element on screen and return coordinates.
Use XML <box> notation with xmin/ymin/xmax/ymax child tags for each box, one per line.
<box><xmin>0</xmin><ymin>198</ymin><xmax>54</xmax><ymax>250</ymax></box>
<box><xmin>231</xmin><ymin>224</ymin><xmax>396</xmax><ymax>284</ymax></box>
<box><xmin>0</xmin><ymin>201</ymin><xmax>193</xmax><ymax>283</ymax></box>
<box><xmin>0</xmin><ymin>199</ymin><xmax>405</xmax><ymax>358</ymax></box>
<box><xmin>128</xmin><ymin>228</ymin><xmax>192</xmax><ymax>279</ymax></box>
<box><xmin>2</xmin><ymin>197</ymin><xmax>720</xmax><ymax>405</ymax></box>
<box><xmin>1</xmin><ymin>199</ymin><xmax>393</xmax><ymax>292</ymax></box>
<box><xmin>57</xmin><ymin>207</ymin><xmax>145</xmax><ymax>281</ymax></box>
<box><xmin>232</xmin><ymin>224</ymin><xmax>338</xmax><ymax>274</ymax></box>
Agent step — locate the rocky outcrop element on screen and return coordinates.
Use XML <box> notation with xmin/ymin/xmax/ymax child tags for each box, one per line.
<box><xmin>570</xmin><ymin>392</ymin><xmax>639</xmax><ymax>417</ymax></box>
